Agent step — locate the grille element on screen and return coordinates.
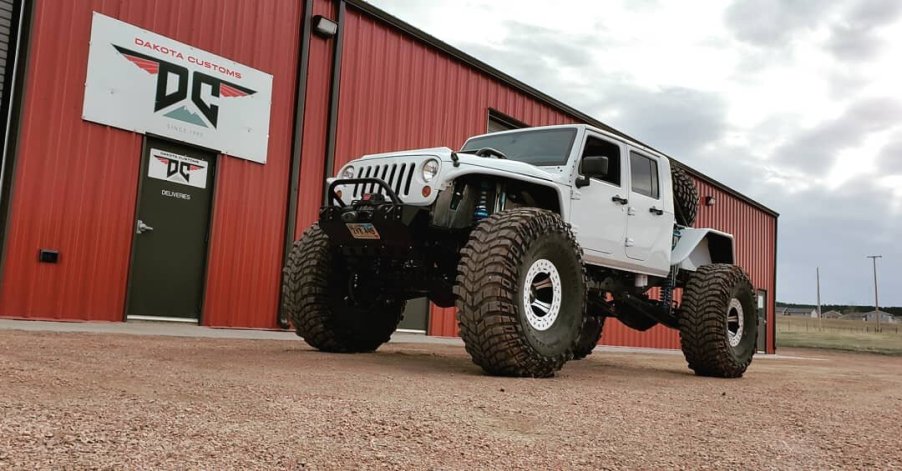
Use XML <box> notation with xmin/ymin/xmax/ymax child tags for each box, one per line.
<box><xmin>352</xmin><ymin>161</ymin><xmax>417</xmax><ymax>198</ymax></box>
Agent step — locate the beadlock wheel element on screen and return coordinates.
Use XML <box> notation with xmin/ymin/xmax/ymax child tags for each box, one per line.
<box><xmin>727</xmin><ymin>298</ymin><xmax>744</xmax><ymax>348</ymax></box>
<box><xmin>522</xmin><ymin>259</ymin><xmax>563</xmax><ymax>331</ymax></box>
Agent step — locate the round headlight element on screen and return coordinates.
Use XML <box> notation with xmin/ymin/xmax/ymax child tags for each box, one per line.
<box><xmin>422</xmin><ymin>159</ymin><xmax>440</xmax><ymax>182</ymax></box>
<box><xmin>340</xmin><ymin>166</ymin><xmax>355</xmax><ymax>179</ymax></box>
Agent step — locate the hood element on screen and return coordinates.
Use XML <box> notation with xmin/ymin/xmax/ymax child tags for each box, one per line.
<box><xmin>356</xmin><ymin>147</ymin><xmax>566</xmax><ymax>183</ymax></box>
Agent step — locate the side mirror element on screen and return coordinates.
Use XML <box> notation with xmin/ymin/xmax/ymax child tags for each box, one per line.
<box><xmin>582</xmin><ymin>156</ymin><xmax>609</xmax><ymax>178</ymax></box>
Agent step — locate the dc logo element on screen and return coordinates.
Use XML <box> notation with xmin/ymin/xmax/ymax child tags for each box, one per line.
<box><xmin>155</xmin><ymin>156</ymin><xmax>203</xmax><ymax>183</ymax></box>
<box><xmin>115</xmin><ymin>45</ymin><xmax>256</xmax><ymax>128</ymax></box>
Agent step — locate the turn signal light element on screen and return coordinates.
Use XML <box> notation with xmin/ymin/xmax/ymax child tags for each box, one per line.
<box><xmin>422</xmin><ymin>186</ymin><xmax>432</xmax><ymax>197</ymax></box>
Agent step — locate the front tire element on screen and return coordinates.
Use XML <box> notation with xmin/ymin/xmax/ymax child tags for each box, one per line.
<box><xmin>679</xmin><ymin>264</ymin><xmax>757</xmax><ymax>377</ymax></box>
<box><xmin>455</xmin><ymin>208</ymin><xmax>587</xmax><ymax>377</ymax></box>
<box><xmin>282</xmin><ymin>225</ymin><xmax>405</xmax><ymax>353</ymax></box>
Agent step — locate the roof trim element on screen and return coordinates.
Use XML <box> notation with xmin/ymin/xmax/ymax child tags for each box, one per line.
<box><xmin>343</xmin><ymin>0</ymin><xmax>778</xmax><ymax>217</ymax></box>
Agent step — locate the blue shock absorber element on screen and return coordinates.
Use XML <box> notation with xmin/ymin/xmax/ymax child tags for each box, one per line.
<box><xmin>473</xmin><ymin>182</ymin><xmax>490</xmax><ymax>221</ymax></box>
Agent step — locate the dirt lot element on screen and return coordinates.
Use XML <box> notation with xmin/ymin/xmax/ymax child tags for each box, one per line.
<box><xmin>1</xmin><ymin>330</ymin><xmax>901</xmax><ymax>470</ymax></box>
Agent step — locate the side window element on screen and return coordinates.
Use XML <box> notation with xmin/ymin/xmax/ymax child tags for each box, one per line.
<box><xmin>629</xmin><ymin>151</ymin><xmax>660</xmax><ymax>199</ymax></box>
<box><xmin>581</xmin><ymin>136</ymin><xmax>621</xmax><ymax>186</ymax></box>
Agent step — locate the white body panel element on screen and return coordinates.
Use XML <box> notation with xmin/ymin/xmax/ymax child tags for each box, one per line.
<box><xmin>330</xmin><ymin>124</ymin><xmax>730</xmax><ymax>278</ymax></box>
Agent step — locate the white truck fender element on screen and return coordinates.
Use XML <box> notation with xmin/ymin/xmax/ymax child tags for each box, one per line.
<box><xmin>671</xmin><ymin>228</ymin><xmax>735</xmax><ymax>271</ymax></box>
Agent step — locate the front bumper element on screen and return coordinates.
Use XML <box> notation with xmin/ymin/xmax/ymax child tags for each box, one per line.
<box><xmin>318</xmin><ymin>177</ymin><xmax>417</xmax><ymax>250</ymax></box>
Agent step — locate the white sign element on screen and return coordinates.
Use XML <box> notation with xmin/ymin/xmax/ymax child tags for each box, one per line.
<box><xmin>148</xmin><ymin>148</ymin><xmax>209</xmax><ymax>189</ymax></box>
<box><xmin>83</xmin><ymin>13</ymin><xmax>273</xmax><ymax>163</ymax></box>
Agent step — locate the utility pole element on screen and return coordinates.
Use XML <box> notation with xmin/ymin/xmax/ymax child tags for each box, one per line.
<box><xmin>867</xmin><ymin>255</ymin><xmax>882</xmax><ymax>333</ymax></box>
<box><xmin>816</xmin><ymin>267</ymin><xmax>822</xmax><ymax>331</ymax></box>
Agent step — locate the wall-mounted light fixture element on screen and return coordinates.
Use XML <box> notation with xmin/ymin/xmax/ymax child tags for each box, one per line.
<box><xmin>705</xmin><ymin>196</ymin><xmax>716</xmax><ymax>206</ymax></box>
<box><xmin>312</xmin><ymin>15</ymin><xmax>338</xmax><ymax>38</ymax></box>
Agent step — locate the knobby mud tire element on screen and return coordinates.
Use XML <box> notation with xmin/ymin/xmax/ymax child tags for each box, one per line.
<box><xmin>679</xmin><ymin>264</ymin><xmax>757</xmax><ymax>378</ymax></box>
<box><xmin>454</xmin><ymin>208</ymin><xmax>587</xmax><ymax>377</ymax></box>
<box><xmin>283</xmin><ymin>225</ymin><xmax>404</xmax><ymax>353</ymax></box>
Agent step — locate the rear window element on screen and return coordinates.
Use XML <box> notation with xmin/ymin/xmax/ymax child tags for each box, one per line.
<box><xmin>630</xmin><ymin>152</ymin><xmax>659</xmax><ymax>199</ymax></box>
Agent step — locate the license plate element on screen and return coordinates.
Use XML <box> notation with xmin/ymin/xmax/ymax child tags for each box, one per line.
<box><xmin>346</xmin><ymin>223</ymin><xmax>381</xmax><ymax>240</ymax></box>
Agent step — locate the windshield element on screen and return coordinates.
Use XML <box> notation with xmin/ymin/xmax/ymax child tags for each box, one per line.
<box><xmin>460</xmin><ymin>128</ymin><xmax>578</xmax><ymax>166</ymax></box>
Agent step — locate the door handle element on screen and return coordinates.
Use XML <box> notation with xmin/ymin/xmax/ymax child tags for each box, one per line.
<box><xmin>649</xmin><ymin>207</ymin><xmax>664</xmax><ymax>215</ymax></box>
<box><xmin>612</xmin><ymin>195</ymin><xmax>628</xmax><ymax>205</ymax></box>
<box><xmin>136</xmin><ymin>219</ymin><xmax>154</xmax><ymax>234</ymax></box>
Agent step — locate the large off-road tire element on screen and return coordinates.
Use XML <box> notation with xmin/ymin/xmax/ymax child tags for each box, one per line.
<box><xmin>282</xmin><ymin>224</ymin><xmax>405</xmax><ymax>353</ymax></box>
<box><xmin>672</xmin><ymin>165</ymin><xmax>699</xmax><ymax>227</ymax></box>
<box><xmin>572</xmin><ymin>314</ymin><xmax>604</xmax><ymax>360</ymax></box>
<box><xmin>454</xmin><ymin>208</ymin><xmax>587</xmax><ymax>377</ymax></box>
<box><xmin>679</xmin><ymin>264</ymin><xmax>757</xmax><ymax>378</ymax></box>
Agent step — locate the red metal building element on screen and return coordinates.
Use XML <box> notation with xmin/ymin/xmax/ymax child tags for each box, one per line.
<box><xmin>0</xmin><ymin>0</ymin><xmax>777</xmax><ymax>353</ymax></box>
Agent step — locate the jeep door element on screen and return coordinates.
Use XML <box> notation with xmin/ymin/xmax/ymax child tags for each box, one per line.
<box><xmin>624</xmin><ymin>149</ymin><xmax>674</xmax><ymax>271</ymax></box>
<box><xmin>568</xmin><ymin>133</ymin><xmax>629</xmax><ymax>263</ymax></box>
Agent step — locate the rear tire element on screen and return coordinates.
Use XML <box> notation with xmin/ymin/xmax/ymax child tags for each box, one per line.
<box><xmin>672</xmin><ymin>165</ymin><xmax>699</xmax><ymax>227</ymax></box>
<box><xmin>679</xmin><ymin>264</ymin><xmax>757</xmax><ymax>377</ymax></box>
<box><xmin>455</xmin><ymin>208</ymin><xmax>587</xmax><ymax>377</ymax></box>
<box><xmin>282</xmin><ymin>224</ymin><xmax>405</xmax><ymax>353</ymax></box>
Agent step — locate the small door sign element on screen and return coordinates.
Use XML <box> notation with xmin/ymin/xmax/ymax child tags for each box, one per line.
<box><xmin>148</xmin><ymin>148</ymin><xmax>209</xmax><ymax>189</ymax></box>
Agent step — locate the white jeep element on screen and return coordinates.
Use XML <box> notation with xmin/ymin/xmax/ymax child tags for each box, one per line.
<box><xmin>283</xmin><ymin>124</ymin><xmax>757</xmax><ymax>378</ymax></box>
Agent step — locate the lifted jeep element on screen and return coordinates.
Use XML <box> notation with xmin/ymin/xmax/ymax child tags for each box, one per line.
<box><xmin>283</xmin><ymin>124</ymin><xmax>757</xmax><ymax>378</ymax></box>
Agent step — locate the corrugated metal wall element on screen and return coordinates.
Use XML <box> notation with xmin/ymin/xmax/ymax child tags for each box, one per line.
<box><xmin>0</xmin><ymin>0</ymin><xmax>301</xmax><ymax>326</ymax></box>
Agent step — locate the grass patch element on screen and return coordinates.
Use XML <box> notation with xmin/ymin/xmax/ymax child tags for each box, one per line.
<box><xmin>776</xmin><ymin>317</ymin><xmax>902</xmax><ymax>355</ymax></box>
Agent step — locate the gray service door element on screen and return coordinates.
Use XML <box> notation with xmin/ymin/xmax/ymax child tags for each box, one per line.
<box><xmin>397</xmin><ymin>297</ymin><xmax>429</xmax><ymax>332</ymax></box>
<box><xmin>127</xmin><ymin>138</ymin><xmax>216</xmax><ymax>320</ymax></box>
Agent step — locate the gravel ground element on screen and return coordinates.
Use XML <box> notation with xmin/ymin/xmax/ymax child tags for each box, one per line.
<box><xmin>1</xmin><ymin>329</ymin><xmax>901</xmax><ymax>470</ymax></box>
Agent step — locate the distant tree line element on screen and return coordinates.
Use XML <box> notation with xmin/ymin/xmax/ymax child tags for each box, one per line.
<box><xmin>778</xmin><ymin>302</ymin><xmax>902</xmax><ymax>317</ymax></box>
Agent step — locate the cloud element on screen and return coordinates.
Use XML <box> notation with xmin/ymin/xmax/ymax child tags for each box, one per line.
<box><xmin>774</xmin><ymin>97</ymin><xmax>902</xmax><ymax>174</ymax></box>
<box><xmin>724</xmin><ymin>0</ymin><xmax>830</xmax><ymax>46</ymax></box>
<box><xmin>877</xmin><ymin>135</ymin><xmax>902</xmax><ymax>174</ymax></box>
<box><xmin>498</xmin><ymin>23</ymin><xmax>598</xmax><ymax>69</ymax></box>
<box><xmin>847</xmin><ymin>0</ymin><xmax>902</xmax><ymax>27</ymax></box>
<box><xmin>826</xmin><ymin>24</ymin><xmax>884</xmax><ymax>61</ymax></box>
<box><xmin>592</xmin><ymin>87</ymin><xmax>729</xmax><ymax>160</ymax></box>
<box><xmin>825</xmin><ymin>1</ymin><xmax>902</xmax><ymax>61</ymax></box>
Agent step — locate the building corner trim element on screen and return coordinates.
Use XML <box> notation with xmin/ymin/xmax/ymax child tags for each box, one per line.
<box><xmin>0</xmin><ymin>0</ymin><xmax>36</xmax><ymax>298</ymax></box>
<box><xmin>279</xmin><ymin>0</ymin><xmax>315</xmax><ymax>329</ymax></box>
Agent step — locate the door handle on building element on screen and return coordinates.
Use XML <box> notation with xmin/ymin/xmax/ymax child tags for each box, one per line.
<box><xmin>136</xmin><ymin>219</ymin><xmax>154</xmax><ymax>234</ymax></box>
<box><xmin>649</xmin><ymin>207</ymin><xmax>664</xmax><ymax>215</ymax></box>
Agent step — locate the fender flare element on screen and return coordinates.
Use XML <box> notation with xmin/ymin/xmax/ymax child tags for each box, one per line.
<box><xmin>441</xmin><ymin>167</ymin><xmax>568</xmax><ymax>216</ymax></box>
<box><xmin>671</xmin><ymin>228</ymin><xmax>735</xmax><ymax>271</ymax></box>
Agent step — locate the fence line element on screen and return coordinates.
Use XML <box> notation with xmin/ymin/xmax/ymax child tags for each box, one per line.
<box><xmin>776</xmin><ymin>317</ymin><xmax>901</xmax><ymax>335</ymax></box>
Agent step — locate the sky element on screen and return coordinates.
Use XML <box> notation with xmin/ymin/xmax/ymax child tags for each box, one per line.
<box><xmin>368</xmin><ymin>0</ymin><xmax>902</xmax><ymax>307</ymax></box>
